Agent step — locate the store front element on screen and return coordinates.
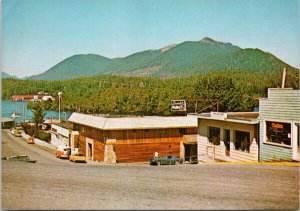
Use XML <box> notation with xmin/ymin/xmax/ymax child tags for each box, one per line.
<box><xmin>259</xmin><ymin>88</ymin><xmax>300</xmax><ymax>162</ymax></box>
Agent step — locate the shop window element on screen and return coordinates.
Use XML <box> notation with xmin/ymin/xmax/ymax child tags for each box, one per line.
<box><xmin>266</xmin><ymin>121</ymin><xmax>291</xmax><ymax>146</ymax></box>
<box><xmin>208</xmin><ymin>127</ymin><xmax>220</xmax><ymax>145</ymax></box>
<box><xmin>234</xmin><ymin>131</ymin><xmax>250</xmax><ymax>152</ymax></box>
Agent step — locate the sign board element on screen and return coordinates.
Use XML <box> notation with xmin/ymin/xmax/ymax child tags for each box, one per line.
<box><xmin>171</xmin><ymin>100</ymin><xmax>186</xmax><ymax>112</ymax></box>
<box><xmin>210</xmin><ymin>112</ymin><xmax>227</xmax><ymax>120</ymax></box>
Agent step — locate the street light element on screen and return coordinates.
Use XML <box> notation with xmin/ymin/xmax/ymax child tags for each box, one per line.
<box><xmin>58</xmin><ymin>92</ymin><xmax>62</xmax><ymax>123</ymax></box>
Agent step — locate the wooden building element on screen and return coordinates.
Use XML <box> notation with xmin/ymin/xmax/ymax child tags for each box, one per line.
<box><xmin>68</xmin><ymin>113</ymin><xmax>198</xmax><ymax>163</ymax></box>
<box><xmin>9</xmin><ymin>95</ymin><xmax>41</xmax><ymax>101</ymax></box>
<box><xmin>196</xmin><ymin>112</ymin><xmax>259</xmax><ymax>162</ymax></box>
<box><xmin>1</xmin><ymin>117</ymin><xmax>14</xmax><ymax>129</ymax></box>
<box><xmin>258</xmin><ymin>88</ymin><xmax>300</xmax><ymax>161</ymax></box>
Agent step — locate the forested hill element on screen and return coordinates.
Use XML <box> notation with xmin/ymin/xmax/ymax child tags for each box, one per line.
<box><xmin>1</xmin><ymin>72</ymin><xmax>17</xmax><ymax>79</ymax></box>
<box><xmin>27</xmin><ymin>37</ymin><xmax>298</xmax><ymax>80</ymax></box>
<box><xmin>3</xmin><ymin>70</ymin><xmax>299</xmax><ymax>116</ymax></box>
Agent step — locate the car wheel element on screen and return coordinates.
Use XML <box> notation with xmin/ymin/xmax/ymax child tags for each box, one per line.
<box><xmin>179</xmin><ymin>158</ymin><xmax>184</xmax><ymax>164</ymax></box>
<box><xmin>74</xmin><ymin>160</ymin><xmax>77</xmax><ymax>163</ymax></box>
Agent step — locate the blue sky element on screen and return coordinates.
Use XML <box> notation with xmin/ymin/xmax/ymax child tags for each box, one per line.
<box><xmin>1</xmin><ymin>0</ymin><xmax>300</xmax><ymax>78</ymax></box>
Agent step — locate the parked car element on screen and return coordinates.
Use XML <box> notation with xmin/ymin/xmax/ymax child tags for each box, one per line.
<box><xmin>10</xmin><ymin>127</ymin><xmax>22</xmax><ymax>137</ymax></box>
<box><xmin>150</xmin><ymin>155</ymin><xmax>184</xmax><ymax>166</ymax></box>
<box><xmin>27</xmin><ymin>136</ymin><xmax>35</xmax><ymax>144</ymax></box>
<box><xmin>56</xmin><ymin>146</ymin><xmax>71</xmax><ymax>159</ymax></box>
<box><xmin>8</xmin><ymin>155</ymin><xmax>37</xmax><ymax>163</ymax></box>
<box><xmin>69</xmin><ymin>153</ymin><xmax>86</xmax><ymax>163</ymax></box>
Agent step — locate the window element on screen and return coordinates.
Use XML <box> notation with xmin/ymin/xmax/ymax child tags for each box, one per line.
<box><xmin>234</xmin><ymin>131</ymin><xmax>250</xmax><ymax>152</ymax></box>
<box><xmin>159</xmin><ymin>129</ymin><xmax>167</xmax><ymax>134</ymax></box>
<box><xmin>208</xmin><ymin>127</ymin><xmax>220</xmax><ymax>145</ymax></box>
<box><xmin>266</xmin><ymin>121</ymin><xmax>291</xmax><ymax>146</ymax></box>
<box><xmin>179</xmin><ymin>128</ymin><xmax>187</xmax><ymax>135</ymax></box>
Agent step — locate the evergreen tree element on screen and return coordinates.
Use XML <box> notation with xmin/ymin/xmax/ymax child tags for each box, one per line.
<box><xmin>32</xmin><ymin>103</ymin><xmax>45</xmax><ymax>127</ymax></box>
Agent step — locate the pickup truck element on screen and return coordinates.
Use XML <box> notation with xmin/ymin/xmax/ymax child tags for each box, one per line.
<box><xmin>150</xmin><ymin>155</ymin><xmax>183</xmax><ymax>166</ymax></box>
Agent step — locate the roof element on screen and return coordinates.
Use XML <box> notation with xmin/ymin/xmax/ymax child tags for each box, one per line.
<box><xmin>52</xmin><ymin>121</ymin><xmax>74</xmax><ymax>130</ymax></box>
<box><xmin>68</xmin><ymin>112</ymin><xmax>198</xmax><ymax>130</ymax></box>
<box><xmin>193</xmin><ymin>112</ymin><xmax>259</xmax><ymax>124</ymax></box>
<box><xmin>1</xmin><ymin>117</ymin><xmax>14</xmax><ymax>123</ymax></box>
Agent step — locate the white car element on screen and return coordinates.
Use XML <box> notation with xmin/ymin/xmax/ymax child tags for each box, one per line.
<box><xmin>10</xmin><ymin>127</ymin><xmax>22</xmax><ymax>137</ymax></box>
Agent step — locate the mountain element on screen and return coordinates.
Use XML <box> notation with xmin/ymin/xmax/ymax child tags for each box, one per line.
<box><xmin>28</xmin><ymin>54</ymin><xmax>113</xmax><ymax>80</ymax></box>
<box><xmin>1</xmin><ymin>72</ymin><xmax>17</xmax><ymax>79</ymax></box>
<box><xmin>28</xmin><ymin>37</ymin><xmax>298</xmax><ymax>80</ymax></box>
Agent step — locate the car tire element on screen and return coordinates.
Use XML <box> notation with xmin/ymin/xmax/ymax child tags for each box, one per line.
<box><xmin>179</xmin><ymin>158</ymin><xmax>184</xmax><ymax>164</ymax></box>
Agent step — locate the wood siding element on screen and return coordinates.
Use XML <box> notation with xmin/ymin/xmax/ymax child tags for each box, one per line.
<box><xmin>197</xmin><ymin>119</ymin><xmax>258</xmax><ymax>145</ymax></box>
<box><xmin>78</xmin><ymin>135</ymin><xmax>86</xmax><ymax>156</ymax></box>
<box><xmin>73</xmin><ymin>123</ymin><xmax>196</xmax><ymax>163</ymax></box>
<box><xmin>94</xmin><ymin>140</ymin><xmax>105</xmax><ymax>161</ymax></box>
<box><xmin>259</xmin><ymin>89</ymin><xmax>300</xmax><ymax>121</ymax></box>
<box><xmin>197</xmin><ymin>119</ymin><xmax>259</xmax><ymax>162</ymax></box>
<box><xmin>114</xmin><ymin>142</ymin><xmax>180</xmax><ymax>163</ymax></box>
<box><xmin>197</xmin><ymin>135</ymin><xmax>258</xmax><ymax>162</ymax></box>
<box><xmin>259</xmin><ymin>89</ymin><xmax>300</xmax><ymax>161</ymax></box>
<box><xmin>260</xmin><ymin>143</ymin><xmax>293</xmax><ymax>161</ymax></box>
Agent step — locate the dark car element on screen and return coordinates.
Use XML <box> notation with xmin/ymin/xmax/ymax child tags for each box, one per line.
<box><xmin>150</xmin><ymin>155</ymin><xmax>183</xmax><ymax>166</ymax></box>
<box><xmin>8</xmin><ymin>155</ymin><xmax>37</xmax><ymax>163</ymax></box>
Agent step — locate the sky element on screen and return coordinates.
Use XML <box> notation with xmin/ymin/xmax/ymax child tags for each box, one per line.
<box><xmin>1</xmin><ymin>0</ymin><xmax>300</xmax><ymax>78</ymax></box>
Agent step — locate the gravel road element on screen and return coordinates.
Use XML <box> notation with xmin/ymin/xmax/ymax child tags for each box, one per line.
<box><xmin>2</xmin><ymin>129</ymin><xmax>299</xmax><ymax>210</ymax></box>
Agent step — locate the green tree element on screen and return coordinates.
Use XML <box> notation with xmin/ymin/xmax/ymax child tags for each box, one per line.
<box><xmin>32</xmin><ymin>103</ymin><xmax>45</xmax><ymax>127</ymax></box>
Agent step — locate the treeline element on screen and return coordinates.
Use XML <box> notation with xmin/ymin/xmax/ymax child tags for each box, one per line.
<box><xmin>2</xmin><ymin>70</ymin><xmax>299</xmax><ymax>116</ymax></box>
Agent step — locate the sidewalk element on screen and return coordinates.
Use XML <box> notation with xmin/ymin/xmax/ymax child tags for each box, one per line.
<box><xmin>21</xmin><ymin>132</ymin><xmax>57</xmax><ymax>152</ymax></box>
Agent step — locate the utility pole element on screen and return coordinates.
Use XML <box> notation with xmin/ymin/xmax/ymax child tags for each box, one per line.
<box><xmin>281</xmin><ymin>68</ymin><xmax>287</xmax><ymax>88</ymax></box>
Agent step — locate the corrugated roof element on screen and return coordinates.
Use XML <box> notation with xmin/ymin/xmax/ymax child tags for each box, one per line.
<box><xmin>68</xmin><ymin>112</ymin><xmax>197</xmax><ymax>130</ymax></box>
<box><xmin>1</xmin><ymin>117</ymin><xmax>14</xmax><ymax>123</ymax></box>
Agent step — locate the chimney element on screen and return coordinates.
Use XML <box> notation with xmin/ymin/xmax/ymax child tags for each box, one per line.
<box><xmin>281</xmin><ymin>68</ymin><xmax>287</xmax><ymax>88</ymax></box>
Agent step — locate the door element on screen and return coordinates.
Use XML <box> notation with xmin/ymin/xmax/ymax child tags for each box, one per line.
<box><xmin>292</xmin><ymin>123</ymin><xmax>300</xmax><ymax>161</ymax></box>
<box><xmin>224</xmin><ymin>129</ymin><xmax>230</xmax><ymax>156</ymax></box>
<box><xmin>86</xmin><ymin>138</ymin><xmax>94</xmax><ymax>161</ymax></box>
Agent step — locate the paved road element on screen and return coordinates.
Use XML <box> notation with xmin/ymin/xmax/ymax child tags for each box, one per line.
<box><xmin>2</xmin><ymin>129</ymin><xmax>299</xmax><ymax>210</ymax></box>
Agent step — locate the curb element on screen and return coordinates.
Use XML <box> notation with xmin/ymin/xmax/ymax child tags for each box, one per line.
<box><xmin>21</xmin><ymin>132</ymin><xmax>57</xmax><ymax>152</ymax></box>
<box><xmin>201</xmin><ymin>161</ymin><xmax>300</xmax><ymax>167</ymax></box>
